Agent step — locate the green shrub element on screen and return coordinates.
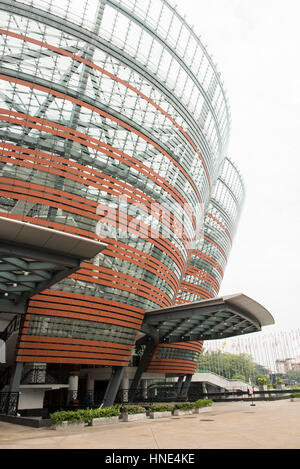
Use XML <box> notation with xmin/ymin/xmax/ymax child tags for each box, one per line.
<box><xmin>50</xmin><ymin>410</ymin><xmax>82</xmax><ymax>425</ymax></box>
<box><xmin>120</xmin><ymin>404</ymin><xmax>146</xmax><ymax>414</ymax></box>
<box><xmin>193</xmin><ymin>399</ymin><xmax>212</xmax><ymax>409</ymax></box>
<box><xmin>50</xmin><ymin>406</ymin><xmax>120</xmax><ymax>425</ymax></box>
<box><xmin>173</xmin><ymin>401</ymin><xmax>194</xmax><ymax>411</ymax></box>
<box><xmin>257</xmin><ymin>377</ymin><xmax>267</xmax><ymax>385</ymax></box>
<box><xmin>291</xmin><ymin>392</ymin><xmax>300</xmax><ymax>399</ymax></box>
<box><xmin>148</xmin><ymin>403</ymin><xmax>174</xmax><ymax>412</ymax></box>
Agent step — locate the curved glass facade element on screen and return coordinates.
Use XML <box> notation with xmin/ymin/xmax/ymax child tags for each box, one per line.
<box><xmin>177</xmin><ymin>157</ymin><xmax>245</xmax><ymax>303</ymax></box>
<box><xmin>147</xmin><ymin>157</ymin><xmax>245</xmax><ymax>375</ymax></box>
<box><xmin>0</xmin><ymin>0</ymin><xmax>241</xmax><ymax>369</ymax></box>
<box><xmin>146</xmin><ymin>341</ymin><xmax>203</xmax><ymax>375</ymax></box>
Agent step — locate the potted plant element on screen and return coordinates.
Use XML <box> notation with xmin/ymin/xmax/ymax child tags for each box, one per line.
<box><xmin>275</xmin><ymin>377</ymin><xmax>283</xmax><ymax>389</ymax></box>
<box><xmin>120</xmin><ymin>404</ymin><xmax>147</xmax><ymax>422</ymax></box>
<box><xmin>257</xmin><ymin>376</ymin><xmax>268</xmax><ymax>391</ymax></box>
<box><xmin>148</xmin><ymin>403</ymin><xmax>174</xmax><ymax>419</ymax></box>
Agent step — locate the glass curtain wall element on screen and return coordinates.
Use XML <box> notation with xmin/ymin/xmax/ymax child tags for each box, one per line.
<box><xmin>0</xmin><ymin>0</ymin><xmax>231</xmax><ymax>366</ymax></box>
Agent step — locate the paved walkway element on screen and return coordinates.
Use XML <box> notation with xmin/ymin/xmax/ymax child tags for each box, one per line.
<box><xmin>0</xmin><ymin>399</ymin><xmax>300</xmax><ymax>449</ymax></box>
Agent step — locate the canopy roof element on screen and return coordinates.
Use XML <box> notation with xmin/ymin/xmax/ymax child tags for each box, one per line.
<box><xmin>141</xmin><ymin>294</ymin><xmax>275</xmax><ymax>344</ymax></box>
<box><xmin>0</xmin><ymin>217</ymin><xmax>106</xmax><ymax>312</ymax></box>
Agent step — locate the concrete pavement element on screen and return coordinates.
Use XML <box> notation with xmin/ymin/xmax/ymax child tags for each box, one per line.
<box><xmin>0</xmin><ymin>399</ymin><xmax>299</xmax><ymax>449</ymax></box>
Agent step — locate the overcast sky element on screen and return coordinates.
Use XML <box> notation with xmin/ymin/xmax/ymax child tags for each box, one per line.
<box><xmin>175</xmin><ymin>0</ymin><xmax>300</xmax><ymax>331</ymax></box>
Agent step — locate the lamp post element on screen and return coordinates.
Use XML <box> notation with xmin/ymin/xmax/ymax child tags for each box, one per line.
<box><xmin>248</xmin><ymin>378</ymin><xmax>256</xmax><ymax>406</ymax></box>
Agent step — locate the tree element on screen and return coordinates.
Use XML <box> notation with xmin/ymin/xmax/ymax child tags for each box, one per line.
<box><xmin>197</xmin><ymin>350</ymin><xmax>269</xmax><ymax>383</ymax></box>
<box><xmin>232</xmin><ymin>373</ymin><xmax>246</xmax><ymax>382</ymax></box>
<box><xmin>287</xmin><ymin>370</ymin><xmax>300</xmax><ymax>383</ymax></box>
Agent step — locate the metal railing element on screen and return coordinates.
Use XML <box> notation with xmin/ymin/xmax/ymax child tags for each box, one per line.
<box><xmin>186</xmin><ymin>388</ymin><xmax>296</xmax><ymax>402</ymax></box>
<box><xmin>21</xmin><ymin>367</ymin><xmax>69</xmax><ymax>385</ymax></box>
<box><xmin>0</xmin><ymin>392</ymin><xmax>19</xmax><ymax>415</ymax></box>
<box><xmin>0</xmin><ymin>315</ymin><xmax>23</xmax><ymax>343</ymax></box>
<box><xmin>0</xmin><ymin>367</ymin><xmax>11</xmax><ymax>391</ymax></box>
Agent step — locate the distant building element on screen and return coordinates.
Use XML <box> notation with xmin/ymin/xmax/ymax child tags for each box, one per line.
<box><xmin>276</xmin><ymin>358</ymin><xmax>294</xmax><ymax>373</ymax></box>
<box><xmin>291</xmin><ymin>362</ymin><xmax>300</xmax><ymax>372</ymax></box>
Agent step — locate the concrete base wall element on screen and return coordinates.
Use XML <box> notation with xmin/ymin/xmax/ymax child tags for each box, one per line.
<box><xmin>0</xmin><ymin>414</ymin><xmax>52</xmax><ymax>427</ymax></box>
<box><xmin>173</xmin><ymin>409</ymin><xmax>193</xmax><ymax>416</ymax></box>
<box><xmin>18</xmin><ymin>389</ymin><xmax>45</xmax><ymax>410</ymax></box>
<box><xmin>91</xmin><ymin>416</ymin><xmax>119</xmax><ymax>426</ymax></box>
<box><xmin>122</xmin><ymin>413</ymin><xmax>147</xmax><ymax>422</ymax></box>
<box><xmin>149</xmin><ymin>411</ymin><xmax>172</xmax><ymax>419</ymax></box>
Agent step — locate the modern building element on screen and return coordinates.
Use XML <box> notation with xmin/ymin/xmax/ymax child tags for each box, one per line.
<box><xmin>0</xmin><ymin>0</ymin><xmax>274</xmax><ymax>416</ymax></box>
<box><xmin>146</xmin><ymin>156</ymin><xmax>245</xmax><ymax>376</ymax></box>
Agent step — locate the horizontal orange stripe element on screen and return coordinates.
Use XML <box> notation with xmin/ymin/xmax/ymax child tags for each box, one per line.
<box><xmin>18</xmin><ymin>341</ymin><xmax>132</xmax><ymax>355</ymax></box>
<box><xmin>0</xmin><ymin>28</ymin><xmax>210</xmax><ymax>193</ymax></box>
<box><xmin>103</xmin><ymin>241</ymin><xmax>179</xmax><ymax>291</ymax></box>
<box><xmin>0</xmin><ymin>182</ymin><xmax>187</xmax><ymax>272</ymax></box>
<box><xmin>0</xmin><ymin>151</ymin><xmax>191</xmax><ymax>250</ymax></box>
<box><xmin>17</xmin><ymin>348</ymin><xmax>130</xmax><ymax>360</ymax></box>
<box><xmin>81</xmin><ymin>262</ymin><xmax>172</xmax><ymax>299</ymax></box>
<box><xmin>191</xmin><ymin>250</ymin><xmax>224</xmax><ymax>277</ymax></box>
<box><xmin>16</xmin><ymin>356</ymin><xmax>129</xmax><ymax>365</ymax></box>
<box><xmin>206</xmin><ymin>213</ymin><xmax>232</xmax><ymax>246</ymax></box>
<box><xmin>0</xmin><ymin>172</ymin><xmax>190</xmax><ymax>251</ymax></box>
<box><xmin>148</xmin><ymin>359</ymin><xmax>198</xmax><ymax>365</ymax></box>
<box><xmin>185</xmin><ymin>266</ymin><xmax>220</xmax><ymax>290</ymax></box>
<box><xmin>0</xmin><ymin>73</ymin><xmax>204</xmax><ymax>208</ymax></box>
<box><xmin>29</xmin><ymin>299</ymin><xmax>144</xmax><ymax>320</ymax></box>
<box><xmin>32</xmin><ymin>289</ymin><xmax>143</xmax><ymax>313</ymax></box>
<box><xmin>22</xmin><ymin>308</ymin><xmax>141</xmax><ymax>329</ymax></box>
<box><xmin>72</xmin><ymin>273</ymin><xmax>170</xmax><ymax>308</ymax></box>
<box><xmin>155</xmin><ymin>342</ymin><xmax>203</xmax><ymax>352</ymax></box>
<box><xmin>146</xmin><ymin>366</ymin><xmax>196</xmax><ymax>374</ymax></box>
<box><xmin>74</xmin><ymin>267</ymin><xmax>171</xmax><ymax>304</ymax></box>
<box><xmin>27</xmin><ymin>307</ymin><xmax>141</xmax><ymax>327</ymax></box>
<box><xmin>0</xmin><ymin>142</ymin><xmax>196</xmax><ymax>231</ymax></box>
<box><xmin>178</xmin><ymin>281</ymin><xmax>215</xmax><ymax>299</ymax></box>
<box><xmin>18</xmin><ymin>335</ymin><xmax>132</xmax><ymax>350</ymax></box>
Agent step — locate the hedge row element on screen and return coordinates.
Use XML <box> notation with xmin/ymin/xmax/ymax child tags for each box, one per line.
<box><xmin>174</xmin><ymin>399</ymin><xmax>213</xmax><ymax>410</ymax></box>
<box><xmin>50</xmin><ymin>400</ymin><xmax>212</xmax><ymax>424</ymax></box>
<box><xmin>50</xmin><ymin>407</ymin><xmax>120</xmax><ymax>425</ymax></box>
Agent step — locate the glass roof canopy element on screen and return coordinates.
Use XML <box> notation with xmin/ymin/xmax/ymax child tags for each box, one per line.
<box><xmin>0</xmin><ymin>244</ymin><xmax>89</xmax><ymax>309</ymax></box>
<box><xmin>0</xmin><ymin>217</ymin><xmax>106</xmax><ymax>312</ymax></box>
<box><xmin>141</xmin><ymin>294</ymin><xmax>275</xmax><ymax>344</ymax></box>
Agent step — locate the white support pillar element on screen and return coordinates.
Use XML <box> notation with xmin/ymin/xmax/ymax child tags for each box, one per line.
<box><xmin>67</xmin><ymin>367</ymin><xmax>80</xmax><ymax>404</ymax></box>
<box><xmin>85</xmin><ymin>374</ymin><xmax>94</xmax><ymax>405</ymax></box>
<box><xmin>141</xmin><ymin>379</ymin><xmax>147</xmax><ymax>399</ymax></box>
<box><xmin>86</xmin><ymin>375</ymin><xmax>94</xmax><ymax>394</ymax></box>
<box><xmin>121</xmin><ymin>375</ymin><xmax>129</xmax><ymax>402</ymax></box>
<box><xmin>69</xmin><ymin>374</ymin><xmax>78</xmax><ymax>392</ymax></box>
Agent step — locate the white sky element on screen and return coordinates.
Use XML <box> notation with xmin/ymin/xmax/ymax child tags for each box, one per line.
<box><xmin>175</xmin><ymin>0</ymin><xmax>300</xmax><ymax>331</ymax></box>
<box><xmin>66</xmin><ymin>0</ymin><xmax>299</xmax><ymax>332</ymax></box>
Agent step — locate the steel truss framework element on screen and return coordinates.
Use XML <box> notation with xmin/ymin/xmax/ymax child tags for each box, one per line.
<box><xmin>0</xmin><ymin>217</ymin><xmax>105</xmax><ymax>310</ymax></box>
<box><xmin>0</xmin><ymin>243</ymin><xmax>80</xmax><ymax>306</ymax></box>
